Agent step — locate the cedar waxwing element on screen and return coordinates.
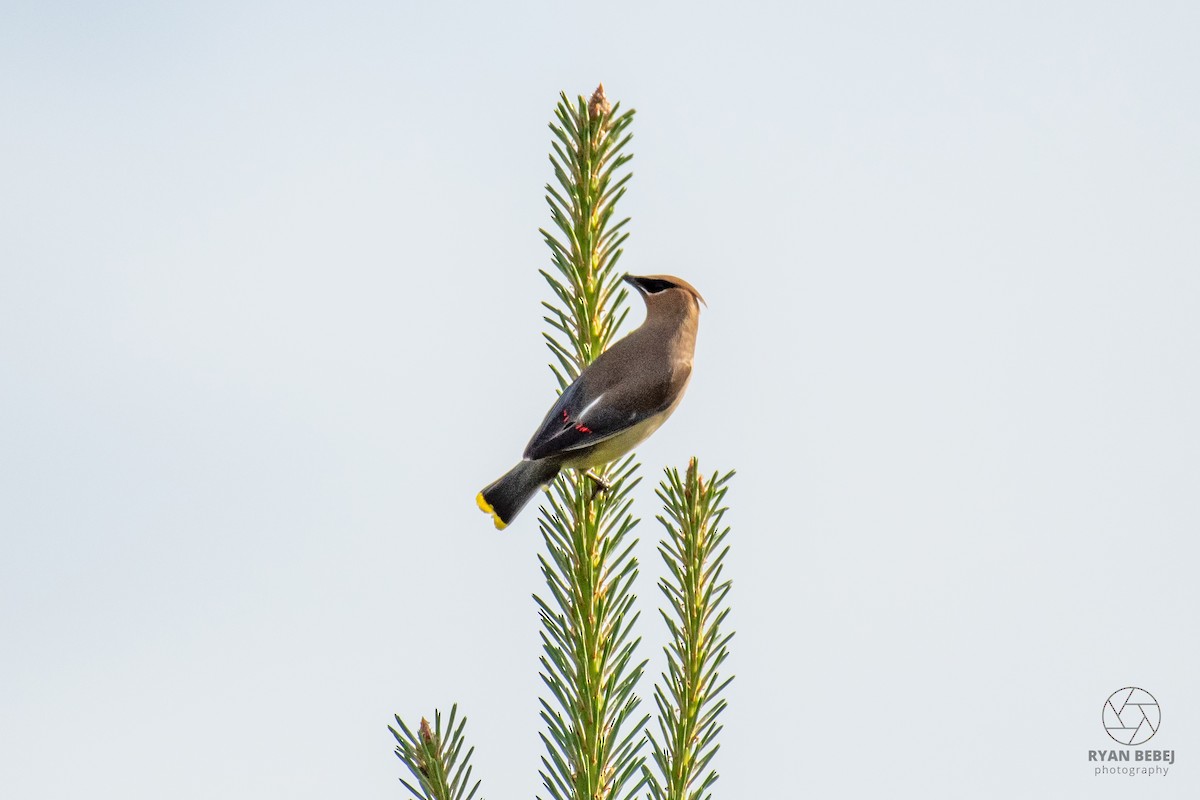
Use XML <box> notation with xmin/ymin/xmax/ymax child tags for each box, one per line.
<box><xmin>476</xmin><ymin>274</ymin><xmax>705</xmax><ymax>529</ymax></box>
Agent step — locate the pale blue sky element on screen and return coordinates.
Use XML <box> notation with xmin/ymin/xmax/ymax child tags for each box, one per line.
<box><xmin>2</xmin><ymin>2</ymin><xmax>1198</xmax><ymax>798</ymax></box>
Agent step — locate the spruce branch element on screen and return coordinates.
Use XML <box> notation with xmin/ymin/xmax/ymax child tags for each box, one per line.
<box><xmin>645</xmin><ymin>460</ymin><xmax>736</xmax><ymax>800</ymax></box>
<box><xmin>389</xmin><ymin>86</ymin><xmax>738</xmax><ymax>800</ymax></box>
<box><xmin>390</xmin><ymin>705</ymin><xmax>482</xmax><ymax>800</ymax></box>
<box><xmin>534</xmin><ymin>84</ymin><xmax>648</xmax><ymax>800</ymax></box>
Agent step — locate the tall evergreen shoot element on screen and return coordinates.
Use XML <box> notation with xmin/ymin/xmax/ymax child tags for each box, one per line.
<box><xmin>534</xmin><ymin>84</ymin><xmax>648</xmax><ymax>800</ymax></box>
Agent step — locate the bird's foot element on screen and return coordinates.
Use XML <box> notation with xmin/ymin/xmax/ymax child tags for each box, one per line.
<box><xmin>584</xmin><ymin>469</ymin><xmax>611</xmax><ymax>501</ymax></box>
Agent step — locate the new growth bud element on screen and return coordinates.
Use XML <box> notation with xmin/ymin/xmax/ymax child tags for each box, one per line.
<box><xmin>589</xmin><ymin>83</ymin><xmax>611</xmax><ymax>119</ymax></box>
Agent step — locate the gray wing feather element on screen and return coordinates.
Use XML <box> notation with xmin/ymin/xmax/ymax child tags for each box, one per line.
<box><xmin>523</xmin><ymin>368</ymin><xmax>670</xmax><ymax>461</ymax></box>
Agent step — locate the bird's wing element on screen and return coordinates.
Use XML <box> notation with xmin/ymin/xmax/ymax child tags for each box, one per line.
<box><xmin>523</xmin><ymin>369</ymin><xmax>675</xmax><ymax>461</ymax></box>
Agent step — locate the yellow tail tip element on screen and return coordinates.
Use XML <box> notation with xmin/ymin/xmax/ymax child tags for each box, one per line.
<box><xmin>475</xmin><ymin>492</ymin><xmax>508</xmax><ymax>530</ymax></box>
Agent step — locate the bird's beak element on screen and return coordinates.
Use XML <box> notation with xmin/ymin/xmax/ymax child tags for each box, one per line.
<box><xmin>622</xmin><ymin>273</ymin><xmax>643</xmax><ymax>292</ymax></box>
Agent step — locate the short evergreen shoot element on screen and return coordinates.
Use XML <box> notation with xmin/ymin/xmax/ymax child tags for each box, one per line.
<box><xmin>645</xmin><ymin>460</ymin><xmax>735</xmax><ymax>800</ymax></box>
<box><xmin>390</xmin><ymin>705</ymin><xmax>482</xmax><ymax>800</ymax></box>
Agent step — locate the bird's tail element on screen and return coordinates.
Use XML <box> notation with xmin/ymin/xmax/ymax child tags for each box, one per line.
<box><xmin>476</xmin><ymin>460</ymin><xmax>561</xmax><ymax>530</ymax></box>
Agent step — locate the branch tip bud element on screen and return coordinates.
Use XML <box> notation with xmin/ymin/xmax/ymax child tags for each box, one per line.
<box><xmin>589</xmin><ymin>83</ymin><xmax>611</xmax><ymax>119</ymax></box>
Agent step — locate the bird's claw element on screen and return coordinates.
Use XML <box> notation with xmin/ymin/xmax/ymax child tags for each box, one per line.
<box><xmin>584</xmin><ymin>470</ymin><xmax>611</xmax><ymax>500</ymax></box>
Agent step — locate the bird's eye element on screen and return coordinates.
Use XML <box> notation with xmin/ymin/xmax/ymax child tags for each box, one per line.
<box><xmin>639</xmin><ymin>279</ymin><xmax>675</xmax><ymax>294</ymax></box>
